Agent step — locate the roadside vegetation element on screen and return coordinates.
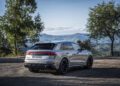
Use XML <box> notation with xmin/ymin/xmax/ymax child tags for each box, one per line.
<box><xmin>0</xmin><ymin>0</ymin><xmax>44</xmax><ymax>57</ymax></box>
<box><xmin>78</xmin><ymin>1</ymin><xmax>120</xmax><ymax>57</ymax></box>
<box><xmin>87</xmin><ymin>1</ymin><xmax>120</xmax><ymax>56</ymax></box>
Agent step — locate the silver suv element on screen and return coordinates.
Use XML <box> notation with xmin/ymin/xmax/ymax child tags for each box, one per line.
<box><xmin>24</xmin><ymin>41</ymin><xmax>93</xmax><ymax>74</ymax></box>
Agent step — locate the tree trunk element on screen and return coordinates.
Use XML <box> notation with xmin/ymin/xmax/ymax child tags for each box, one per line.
<box><xmin>14</xmin><ymin>33</ymin><xmax>18</xmax><ymax>55</ymax></box>
<box><xmin>110</xmin><ymin>39</ymin><xmax>114</xmax><ymax>56</ymax></box>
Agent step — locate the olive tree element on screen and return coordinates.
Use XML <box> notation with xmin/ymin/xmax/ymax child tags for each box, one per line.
<box><xmin>87</xmin><ymin>1</ymin><xmax>120</xmax><ymax>56</ymax></box>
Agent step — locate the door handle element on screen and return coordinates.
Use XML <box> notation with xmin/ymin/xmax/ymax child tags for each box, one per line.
<box><xmin>66</xmin><ymin>53</ymin><xmax>69</xmax><ymax>54</ymax></box>
<box><xmin>66</xmin><ymin>53</ymin><xmax>73</xmax><ymax>56</ymax></box>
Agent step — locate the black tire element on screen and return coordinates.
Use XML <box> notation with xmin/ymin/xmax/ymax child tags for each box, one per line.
<box><xmin>29</xmin><ymin>68</ymin><xmax>39</xmax><ymax>73</ymax></box>
<box><xmin>85</xmin><ymin>56</ymin><xmax>93</xmax><ymax>69</ymax></box>
<box><xmin>56</xmin><ymin>58</ymin><xmax>69</xmax><ymax>75</ymax></box>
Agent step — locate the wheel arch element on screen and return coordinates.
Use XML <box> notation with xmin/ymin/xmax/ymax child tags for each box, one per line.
<box><xmin>60</xmin><ymin>57</ymin><xmax>70</xmax><ymax>67</ymax></box>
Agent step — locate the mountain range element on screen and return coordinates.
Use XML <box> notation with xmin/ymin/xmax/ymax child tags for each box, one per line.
<box><xmin>39</xmin><ymin>33</ymin><xmax>120</xmax><ymax>44</ymax></box>
<box><xmin>25</xmin><ymin>33</ymin><xmax>120</xmax><ymax>48</ymax></box>
<box><xmin>39</xmin><ymin>33</ymin><xmax>89</xmax><ymax>42</ymax></box>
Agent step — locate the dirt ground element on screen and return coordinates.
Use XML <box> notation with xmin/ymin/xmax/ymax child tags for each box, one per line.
<box><xmin>0</xmin><ymin>58</ymin><xmax>120</xmax><ymax>86</ymax></box>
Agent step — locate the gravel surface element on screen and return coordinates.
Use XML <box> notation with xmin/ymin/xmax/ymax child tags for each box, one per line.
<box><xmin>0</xmin><ymin>58</ymin><xmax>120</xmax><ymax>86</ymax></box>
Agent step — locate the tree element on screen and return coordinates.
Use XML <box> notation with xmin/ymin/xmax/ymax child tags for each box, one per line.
<box><xmin>0</xmin><ymin>29</ymin><xmax>4</xmax><ymax>48</ymax></box>
<box><xmin>87</xmin><ymin>1</ymin><xmax>120</xmax><ymax>56</ymax></box>
<box><xmin>29</xmin><ymin>13</ymin><xmax>44</xmax><ymax>43</ymax></box>
<box><xmin>0</xmin><ymin>16</ymin><xmax>11</xmax><ymax>56</ymax></box>
<box><xmin>0</xmin><ymin>0</ymin><xmax>43</xmax><ymax>55</ymax></box>
<box><xmin>77</xmin><ymin>40</ymin><xmax>92</xmax><ymax>51</ymax></box>
<box><xmin>0</xmin><ymin>16</ymin><xmax>7</xmax><ymax>48</ymax></box>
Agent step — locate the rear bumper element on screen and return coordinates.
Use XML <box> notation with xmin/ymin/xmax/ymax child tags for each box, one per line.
<box><xmin>24</xmin><ymin>59</ymin><xmax>57</xmax><ymax>69</ymax></box>
<box><xmin>24</xmin><ymin>63</ymin><xmax>56</xmax><ymax>70</ymax></box>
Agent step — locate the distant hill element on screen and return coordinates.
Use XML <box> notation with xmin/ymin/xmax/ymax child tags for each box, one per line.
<box><xmin>39</xmin><ymin>33</ymin><xmax>120</xmax><ymax>44</ymax></box>
<box><xmin>24</xmin><ymin>33</ymin><xmax>120</xmax><ymax>54</ymax></box>
<box><xmin>39</xmin><ymin>33</ymin><xmax>89</xmax><ymax>42</ymax></box>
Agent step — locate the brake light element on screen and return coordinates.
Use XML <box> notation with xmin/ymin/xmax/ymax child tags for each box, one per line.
<box><xmin>26</xmin><ymin>51</ymin><xmax>56</xmax><ymax>56</ymax></box>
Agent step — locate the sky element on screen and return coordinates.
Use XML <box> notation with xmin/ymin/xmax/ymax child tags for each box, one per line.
<box><xmin>0</xmin><ymin>0</ymin><xmax>120</xmax><ymax>35</ymax></box>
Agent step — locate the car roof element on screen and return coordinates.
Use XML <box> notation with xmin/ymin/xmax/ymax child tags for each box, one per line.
<box><xmin>35</xmin><ymin>41</ymin><xmax>75</xmax><ymax>44</ymax></box>
<box><xmin>53</xmin><ymin>41</ymin><xmax>74</xmax><ymax>44</ymax></box>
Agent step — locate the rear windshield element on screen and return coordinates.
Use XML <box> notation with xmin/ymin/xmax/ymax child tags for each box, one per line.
<box><xmin>30</xmin><ymin>43</ymin><xmax>56</xmax><ymax>50</ymax></box>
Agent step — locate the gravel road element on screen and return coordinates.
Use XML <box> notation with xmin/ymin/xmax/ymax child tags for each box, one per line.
<box><xmin>0</xmin><ymin>58</ymin><xmax>120</xmax><ymax>86</ymax></box>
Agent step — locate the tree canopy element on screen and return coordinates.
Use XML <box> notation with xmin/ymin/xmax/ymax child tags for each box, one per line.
<box><xmin>0</xmin><ymin>0</ymin><xmax>44</xmax><ymax>55</ymax></box>
<box><xmin>87</xmin><ymin>1</ymin><xmax>120</xmax><ymax>56</ymax></box>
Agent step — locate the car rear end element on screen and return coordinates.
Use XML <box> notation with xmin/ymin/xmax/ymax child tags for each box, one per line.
<box><xmin>24</xmin><ymin>43</ymin><xmax>58</xmax><ymax>70</ymax></box>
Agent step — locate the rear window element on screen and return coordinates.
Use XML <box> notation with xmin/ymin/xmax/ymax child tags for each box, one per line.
<box><xmin>30</xmin><ymin>43</ymin><xmax>56</xmax><ymax>50</ymax></box>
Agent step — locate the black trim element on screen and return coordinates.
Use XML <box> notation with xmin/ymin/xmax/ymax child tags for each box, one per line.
<box><xmin>24</xmin><ymin>63</ymin><xmax>56</xmax><ymax>70</ymax></box>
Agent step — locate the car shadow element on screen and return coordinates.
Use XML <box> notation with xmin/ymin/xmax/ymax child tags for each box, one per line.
<box><xmin>28</xmin><ymin>67</ymin><xmax>120</xmax><ymax>79</ymax></box>
<box><xmin>65</xmin><ymin>67</ymin><xmax>120</xmax><ymax>78</ymax></box>
<box><xmin>0</xmin><ymin>76</ymin><xmax>119</xmax><ymax>86</ymax></box>
<box><xmin>0</xmin><ymin>77</ymin><xmax>53</xmax><ymax>86</ymax></box>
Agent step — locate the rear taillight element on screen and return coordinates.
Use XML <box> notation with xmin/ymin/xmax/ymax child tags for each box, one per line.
<box><xmin>26</xmin><ymin>51</ymin><xmax>56</xmax><ymax>56</ymax></box>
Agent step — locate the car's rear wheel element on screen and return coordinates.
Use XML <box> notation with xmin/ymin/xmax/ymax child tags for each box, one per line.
<box><xmin>56</xmin><ymin>58</ymin><xmax>69</xmax><ymax>75</ymax></box>
<box><xmin>29</xmin><ymin>68</ymin><xmax>39</xmax><ymax>73</ymax></box>
<box><xmin>85</xmin><ymin>56</ymin><xmax>93</xmax><ymax>69</ymax></box>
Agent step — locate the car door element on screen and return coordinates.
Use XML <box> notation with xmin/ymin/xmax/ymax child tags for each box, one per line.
<box><xmin>60</xmin><ymin>42</ymin><xmax>76</xmax><ymax>66</ymax></box>
<box><xmin>72</xmin><ymin>43</ymin><xmax>87</xmax><ymax>66</ymax></box>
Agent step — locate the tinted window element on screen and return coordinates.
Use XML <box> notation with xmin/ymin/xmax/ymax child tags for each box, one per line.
<box><xmin>31</xmin><ymin>43</ymin><xmax>56</xmax><ymax>50</ymax></box>
<box><xmin>60</xmin><ymin>42</ymin><xmax>74</xmax><ymax>50</ymax></box>
<box><xmin>73</xmin><ymin>43</ymin><xmax>81</xmax><ymax>50</ymax></box>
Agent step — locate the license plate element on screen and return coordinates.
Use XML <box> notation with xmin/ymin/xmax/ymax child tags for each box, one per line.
<box><xmin>33</xmin><ymin>55</ymin><xmax>41</xmax><ymax>58</ymax></box>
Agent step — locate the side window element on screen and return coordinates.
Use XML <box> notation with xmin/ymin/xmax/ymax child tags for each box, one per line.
<box><xmin>73</xmin><ymin>43</ymin><xmax>81</xmax><ymax>50</ymax></box>
<box><xmin>60</xmin><ymin>43</ymin><xmax>74</xmax><ymax>50</ymax></box>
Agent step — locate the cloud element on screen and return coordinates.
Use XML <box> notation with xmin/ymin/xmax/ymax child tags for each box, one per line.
<box><xmin>42</xmin><ymin>27</ymin><xmax>88</xmax><ymax>35</ymax></box>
